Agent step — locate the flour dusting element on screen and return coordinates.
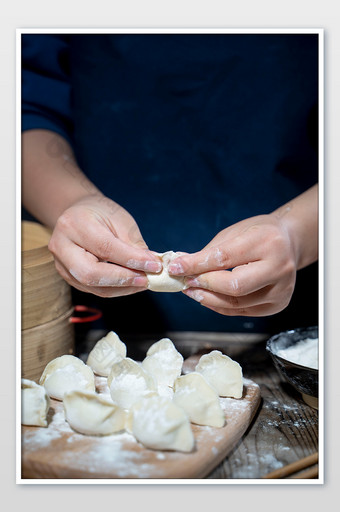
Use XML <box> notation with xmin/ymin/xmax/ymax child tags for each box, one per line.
<box><xmin>22</xmin><ymin>373</ymin><xmax>259</xmax><ymax>478</ymax></box>
<box><xmin>276</xmin><ymin>337</ymin><xmax>318</xmax><ymax>369</ymax></box>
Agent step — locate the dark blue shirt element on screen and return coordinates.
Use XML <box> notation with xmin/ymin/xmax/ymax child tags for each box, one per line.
<box><xmin>22</xmin><ymin>33</ymin><xmax>318</xmax><ymax>335</ymax></box>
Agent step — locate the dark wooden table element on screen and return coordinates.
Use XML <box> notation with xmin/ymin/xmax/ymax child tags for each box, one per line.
<box><xmin>78</xmin><ymin>330</ymin><xmax>319</xmax><ymax>480</ymax></box>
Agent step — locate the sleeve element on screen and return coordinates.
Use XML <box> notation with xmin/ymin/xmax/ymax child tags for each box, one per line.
<box><xmin>21</xmin><ymin>34</ymin><xmax>74</xmax><ymax>145</ymax></box>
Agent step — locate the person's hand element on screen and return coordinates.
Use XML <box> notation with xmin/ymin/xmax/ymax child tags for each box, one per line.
<box><xmin>168</xmin><ymin>214</ymin><xmax>299</xmax><ymax>317</ymax></box>
<box><xmin>48</xmin><ymin>194</ymin><xmax>162</xmax><ymax>297</ymax></box>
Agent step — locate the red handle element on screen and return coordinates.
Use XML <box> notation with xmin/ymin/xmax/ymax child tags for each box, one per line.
<box><xmin>70</xmin><ymin>305</ymin><xmax>103</xmax><ymax>324</ymax></box>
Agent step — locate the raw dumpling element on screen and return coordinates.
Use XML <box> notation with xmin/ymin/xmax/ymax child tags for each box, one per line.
<box><xmin>39</xmin><ymin>354</ymin><xmax>95</xmax><ymax>400</ymax></box>
<box><xmin>63</xmin><ymin>390</ymin><xmax>126</xmax><ymax>435</ymax></box>
<box><xmin>173</xmin><ymin>372</ymin><xmax>225</xmax><ymax>427</ymax></box>
<box><xmin>195</xmin><ymin>350</ymin><xmax>243</xmax><ymax>398</ymax></box>
<box><xmin>107</xmin><ymin>357</ymin><xmax>157</xmax><ymax>409</ymax></box>
<box><xmin>157</xmin><ymin>384</ymin><xmax>174</xmax><ymax>400</ymax></box>
<box><xmin>131</xmin><ymin>395</ymin><xmax>194</xmax><ymax>452</ymax></box>
<box><xmin>141</xmin><ymin>338</ymin><xmax>183</xmax><ymax>388</ymax></box>
<box><xmin>21</xmin><ymin>378</ymin><xmax>50</xmax><ymax>427</ymax></box>
<box><xmin>146</xmin><ymin>251</ymin><xmax>185</xmax><ymax>292</ymax></box>
<box><xmin>86</xmin><ymin>331</ymin><xmax>127</xmax><ymax>376</ymax></box>
<box><xmin>123</xmin><ymin>386</ymin><xmax>173</xmax><ymax>434</ymax></box>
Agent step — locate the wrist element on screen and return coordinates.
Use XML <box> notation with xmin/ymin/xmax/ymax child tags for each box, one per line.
<box><xmin>271</xmin><ymin>185</ymin><xmax>318</xmax><ymax>270</ymax></box>
<box><xmin>272</xmin><ymin>208</ymin><xmax>302</xmax><ymax>269</ymax></box>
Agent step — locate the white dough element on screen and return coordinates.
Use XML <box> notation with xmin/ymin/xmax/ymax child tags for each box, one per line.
<box><xmin>146</xmin><ymin>251</ymin><xmax>185</xmax><ymax>292</ymax></box>
<box><xmin>173</xmin><ymin>372</ymin><xmax>225</xmax><ymax>427</ymax></box>
<box><xmin>63</xmin><ymin>390</ymin><xmax>126</xmax><ymax>436</ymax></box>
<box><xmin>124</xmin><ymin>385</ymin><xmax>173</xmax><ymax>434</ymax></box>
<box><xmin>124</xmin><ymin>409</ymin><xmax>134</xmax><ymax>434</ymax></box>
<box><xmin>157</xmin><ymin>384</ymin><xmax>174</xmax><ymax>399</ymax></box>
<box><xmin>86</xmin><ymin>331</ymin><xmax>127</xmax><ymax>376</ymax></box>
<box><xmin>107</xmin><ymin>357</ymin><xmax>157</xmax><ymax>409</ymax></box>
<box><xmin>141</xmin><ymin>338</ymin><xmax>183</xmax><ymax>387</ymax></box>
<box><xmin>39</xmin><ymin>354</ymin><xmax>95</xmax><ymax>401</ymax></box>
<box><xmin>21</xmin><ymin>379</ymin><xmax>50</xmax><ymax>427</ymax></box>
<box><xmin>131</xmin><ymin>395</ymin><xmax>194</xmax><ymax>452</ymax></box>
<box><xmin>195</xmin><ymin>350</ymin><xmax>243</xmax><ymax>399</ymax></box>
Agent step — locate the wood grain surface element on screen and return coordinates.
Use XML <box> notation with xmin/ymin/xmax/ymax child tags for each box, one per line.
<box><xmin>119</xmin><ymin>333</ymin><xmax>319</xmax><ymax>480</ymax></box>
<box><xmin>21</xmin><ymin>375</ymin><xmax>260</xmax><ymax>480</ymax></box>
<box><xmin>21</xmin><ymin>331</ymin><xmax>319</xmax><ymax>480</ymax></box>
<box><xmin>184</xmin><ymin>339</ymin><xmax>319</xmax><ymax>479</ymax></box>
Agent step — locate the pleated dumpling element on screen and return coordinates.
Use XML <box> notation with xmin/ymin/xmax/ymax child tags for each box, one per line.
<box><xmin>146</xmin><ymin>251</ymin><xmax>185</xmax><ymax>292</ymax></box>
<box><xmin>131</xmin><ymin>395</ymin><xmax>194</xmax><ymax>452</ymax></box>
<box><xmin>195</xmin><ymin>350</ymin><xmax>243</xmax><ymax>398</ymax></box>
<box><xmin>63</xmin><ymin>390</ymin><xmax>126</xmax><ymax>435</ymax></box>
<box><xmin>141</xmin><ymin>338</ymin><xmax>183</xmax><ymax>388</ymax></box>
<box><xmin>21</xmin><ymin>378</ymin><xmax>50</xmax><ymax>427</ymax></box>
<box><xmin>39</xmin><ymin>354</ymin><xmax>95</xmax><ymax>400</ymax></box>
<box><xmin>107</xmin><ymin>357</ymin><xmax>157</xmax><ymax>409</ymax></box>
<box><xmin>173</xmin><ymin>372</ymin><xmax>225</xmax><ymax>427</ymax></box>
<box><xmin>86</xmin><ymin>331</ymin><xmax>127</xmax><ymax>376</ymax></box>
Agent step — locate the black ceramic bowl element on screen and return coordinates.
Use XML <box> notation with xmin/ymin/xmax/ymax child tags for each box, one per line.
<box><xmin>266</xmin><ymin>326</ymin><xmax>319</xmax><ymax>408</ymax></box>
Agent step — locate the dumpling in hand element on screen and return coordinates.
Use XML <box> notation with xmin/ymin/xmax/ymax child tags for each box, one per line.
<box><xmin>141</xmin><ymin>338</ymin><xmax>183</xmax><ymax>388</ymax></box>
<box><xmin>86</xmin><ymin>331</ymin><xmax>127</xmax><ymax>376</ymax></box>
<box><xmin>39</xmin><ymin>354</ymin><xmax>95</xmax><ymax>400</ymax></box>
<box><xmin>63</xmin><ymin>390</ymin><xmax>126</xmax><ymax>436</ymax></box>
<box><xmin>21</xmin><ymin>378</ymin><xmax>50</xmax><ymax>427</ymax></box>
<box><xmin>195</xmin><ymin>350</ymin><xmax>243</xmax><ymax>398</ymax></box>
<box><xmin>146</xmin><ymin>251</ymin><xmax>185</xmax><ymax>292</ymax></box>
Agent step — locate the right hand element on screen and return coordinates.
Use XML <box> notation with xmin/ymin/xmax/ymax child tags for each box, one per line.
<box><xmin>48</xmin><ymin>193</ymin><xmax>162</xmax><ymax>297</ymax></box>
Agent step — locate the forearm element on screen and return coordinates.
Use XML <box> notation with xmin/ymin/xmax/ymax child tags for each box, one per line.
<box><xmin>22</xmin><ymin>129</ymin><xmax>104</xmax><ymax>228</ymax></box>
<box><xmin>272</xmin><ymin>184</ymin><xmax>318</xmax><ymax>270</ymax></box>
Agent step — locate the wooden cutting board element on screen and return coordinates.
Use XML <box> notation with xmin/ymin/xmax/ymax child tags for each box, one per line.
<box><xmin>21</xmin><ymin>357</ymin><xmax>261</xmax><ymax>480</ymax></box>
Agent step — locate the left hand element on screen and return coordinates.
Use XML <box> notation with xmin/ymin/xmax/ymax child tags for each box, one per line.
<box><xmin>168</xmin><ymin>214</ymin><xmax>298</xmax><ymax>317</ymax></box>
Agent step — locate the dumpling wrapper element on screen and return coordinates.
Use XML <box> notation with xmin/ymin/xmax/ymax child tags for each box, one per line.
<box><xmin>195</xmin><ymin>350</ymin><xmax>243</xmax><ymax>398</ymax></box>
<box><xmin>39</xmin><ymin>354</ymin><xmax>95</xmax><ymax>401</ymax></box>
<box><xmin>21</xmin><ymin>378</ymin><xmax>50</xmax><ymax>427</ymax></box>
<box><xmin>141</xmin><ymin>338</ymin><xmax>183</xmax><ymax>388</ymax></box>
<box><xmin>86</xmin><ymin>331</ymin><xmax>127</xmax><ymax>376</ymax></box>
<box><xmin>63</xmin><ymin>390</ymin><xmax>126</xmax><ymax>436</ymax></box>
<box><xmin>131</xmin><ymin>395</ymin><xmax>194</xmax><ymax>452</ymax></box>
<box><xmin>173</xmin><ymin>372</ymin><xmax>225</xmax><ymax>427</ymax></box>
<box><xmin>108</xmin><ymin>357</ymin><xmax>157</xmax><ymax>410</ymax></box>
<box><xmin>146</xmin><ymin>251</ymin><xmax>185</xmax><ymax>292</ymax></box>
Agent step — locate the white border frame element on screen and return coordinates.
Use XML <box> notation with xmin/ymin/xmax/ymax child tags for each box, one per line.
<box><xmin>16</xmin><ymin>27</ymin><xmax>324</xmax><ymax>485</ymax></box>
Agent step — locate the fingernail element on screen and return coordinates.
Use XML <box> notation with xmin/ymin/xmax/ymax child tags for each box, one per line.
<box><xmin>184</xmin><ymin>289</ymin><xmax>204</xmax><ymax>302</ymax></box>
<box><xmin>144</xmin><ymin>260</ymin><xmax>162</xmax><ymax>273</ymax></box>
<box><xmin>168</xmin><ymin>262</ymin><xmax>184</xmax><ymax>275</ymax></box>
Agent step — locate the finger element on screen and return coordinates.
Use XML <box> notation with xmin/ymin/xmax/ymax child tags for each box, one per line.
<box><xmin>55</xmin><ymin>215</ymin><xmax>162</xmax><ymax>273</ymax></box>
<box><xmin>183</xmin><ymin>285</ymin><xmax>274</xmax><ymax>310</ymax></box>
<box><xmin>201</xmin><ymin>302</ymin><xmax>278</xmax><ymax>317</ymax></box>
<box><xmin>184</xmin><ymin>262</ymin><xmax>275</xmax><ymax>297</ymax></box>
<box><xmin>61</xmin><ymin>270</ymin><xmax>146</xmax><ymax>298</ymax></box>
<box><xmin>54</xmin><ymin>257</ymin><xmax>148</xmax><ymax>298</ymax></box>
<box><xmin>168</xmin><ymin>235</ymin><xmax>258</xmax><ymax>276</ymax></box>
<box><xmin>52</xmin><ymin>239</ymin><xmax>149</xmax><ymax>288</ymax></box>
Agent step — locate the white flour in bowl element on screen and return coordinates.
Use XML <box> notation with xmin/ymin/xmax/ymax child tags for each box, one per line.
<box><xmin>276</xmin><ymin>337</ymin><xmax>318</xmax><ymax>369</ymax></box>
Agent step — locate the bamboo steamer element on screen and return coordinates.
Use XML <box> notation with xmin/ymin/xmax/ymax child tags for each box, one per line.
<box><xmin>22</xmin><ymin>307</ymin><xmax>75</xmax><ymax>382</ymax></box>
<box><xmin>22</xmin><ymin>221</ymin><xmax>72</xmax><ymax>330</ymax></box>
<box><xmin>22</xmin><ymin>221</ymin><xmax>74</xmax><ymax>381</ymax></box>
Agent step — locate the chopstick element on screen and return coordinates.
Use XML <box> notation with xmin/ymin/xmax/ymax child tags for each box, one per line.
<box><xmin>262</xmin><ymin>452</ymin><xmax>318</xmax><ymax>479</ymax></box>
<box><xmin>289</xmin><ymin>465</ymin><xmax>319</xmax><ymax>479</ymax></box>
